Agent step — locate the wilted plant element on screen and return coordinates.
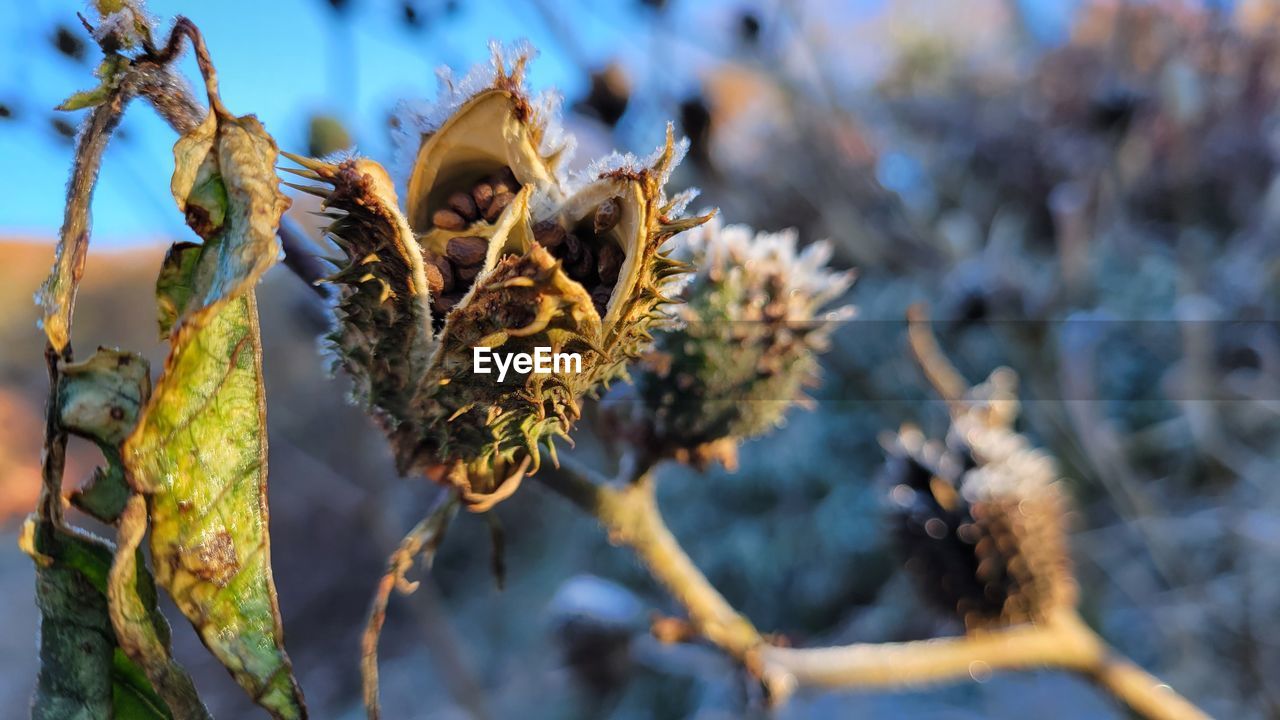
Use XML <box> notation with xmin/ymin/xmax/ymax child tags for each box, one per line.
<box><xmin>21</xmin><ymin>3</ymin><xmax>1212</xmax><ymax>720</ymax></box>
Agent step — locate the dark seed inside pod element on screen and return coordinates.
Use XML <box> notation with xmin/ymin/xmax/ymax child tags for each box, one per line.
<box><xmin>447</xmin><ymin>191</ymin><xmax>477</xmax><ymax>220</ymax></box>
<box><xmin>432</xmin><ymin>208</ymin><xmax>467</xmax><ymax>231</ymax></box>
<box><xmin>446</xmin><ymin>235</ymin><xmax>488</xmax><ymax>267</ymax></box>
<box><xmin>559</xmin><ymin>232</ymin><xmax>582</xmax><ymax>261</ymax></box>
<box><xmin>485</xmin><ymin>191</ymin><xmax>515</xmax><ymax>222</ymax></box>
<box><xmin>434</xmin><ymin>294</ymin><xmax>458</xmax><ymax>314</ymax></box>
<box><xmin>472</xmin><ymin>181</ymin><xmax>494</xmax><ymax>214</ymax></box>
<box><xmin>455</xmin><ymin>263</ymin><xmax>481</xmax><ymax>283</ymax></box>
<box><xmin>590</xmin><ymin>286</ymin><xmax>612</xmax><ymax>316</ymax></box>
<box><xmin>424</xmin><ymin>259</ymin><xmax>444</xmax><ymax>296</ymax></box>
<box><xmin>596</xmin><ymin>241</ymin><xmax>624</xmax><ymax>285</ymax></box>
<box><xmin>533</xmin><ymin>219</ymin><xmax>566</xmax><ymax>249</ymax></box>
<box><xmin>568</xmin><ymin>243</ymin><xmax>597</xmax><ymax>282</ymax></box>
<box><xmin>491</xmin><ymin>167</ymin><xmax>518</xmax><ymax>196</ymax></box>
<box><xmin>593</xmin><ymin>197</ymin><xmax>622</xmax><ymax>235</ymax></box>
<box><xmin>430</xmin><ymin>255</ymin><xmax>455</xmax><ymax>294</ymax></box>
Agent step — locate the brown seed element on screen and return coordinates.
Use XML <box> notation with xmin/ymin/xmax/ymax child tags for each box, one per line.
<box><xmin>447</xmin><ymin>191</ymin><xmax>477</xmax><ymax>220</ymax></box>
<box><xmin>424</xmin><ymin>259</ymin><xmax>444</xmax><ymax>296</ymax></box>
<box><xmin>434</xmin><ymin>295</ymin><xmax>458</xmax><ymax>314</ymax></box>
<box><xmin>569</xmin><ymin>244</ymin><xmax>596</xmax><ymax>280</ymax></box>
<box><xmin>593</xmin><ymin>197</ymin><xmax>622</xmax><ymax>235</ymax></box>
<box><xmin>472</xmin><ymin>181</ymin><xmax>494</xmax><ymax>213</ymax></box>
<box><xmin>455</xmin><ymin>263</ymin><xmax>481</xmax><ymax>283</ymax></box>
<box><xmin>591</xmin><ymin>286</ymin><xmax>612</xmax><ymax>316</ymax></box>
<box><xmin>491</xmin><ymin>167</ymin><xmax>518</xmax><ymax>195</ymax></box>
<box><xmin>560</xmin><ymin>232</ymin><xmax>582</xmax><ymax>261</ymax></box>
<box><xmin>432</xmin><ymin>208</ymin><xmax>467</xmax><ymax>231</ymax></box>
<box><xmin>446</xmin><ymin>235</ymin><xmax>488</xmax><ymax>266</ymax></box>
<box><xmin>431</xmin><ymin>255</ymin><xmax>455</xmax><ymax>294</ymax></box>
<box><xmin>597</xmin><ymin>241</ymin><xmax>624</xmax><ymax>284</ymax></box>
<box><xmin>533</xmin><ymin>220</ymin><xmax>566</xmax><ymax>249</ymax></box>
<box><xmin>484</xmin><ymin>191</ymin><xmax>514</xmax><ymax>222</ymax></box>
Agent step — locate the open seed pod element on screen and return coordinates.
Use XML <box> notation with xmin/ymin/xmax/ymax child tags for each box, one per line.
<box><xmin>633</xmin><ymin>220</ymin><xmax>853</xmax><ymax>469</ymax></box>
<box><xmin>884</xmin><ymin>391</ymin><xmax>1077</xmax><ymax>630</ymax></box>
<box><xmin>285</xmin><ymin>48</ymin><xmax>711</xmax><ymax>510</ymax></box>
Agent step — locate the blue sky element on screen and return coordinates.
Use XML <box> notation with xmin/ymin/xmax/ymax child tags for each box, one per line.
<box><xmin>0</xmin><ymin>0</ymin><xmax>692</xmax><ymax>246</ymax></box>
<box><xmin>0</xmin><ymin>0</ymin><xmax>1080</xmax><ymax>248</ymax></box>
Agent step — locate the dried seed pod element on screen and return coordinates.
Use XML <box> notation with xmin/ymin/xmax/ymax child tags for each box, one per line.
<box><xmin>485</xmin><ymin>191</ymin><xmax>515</xmax><ymax>222</ymax></box>
<box><xmin>446</xmin><ymin>235</ymin><xmax>488</xmax><ymax>266</ymax></box>
<box><xmin>885</xmin><ymin>406</ymin><xmax>1077</xmax><ymax>630</ymax></box>
<box><xmin>596</xmin><ymin>241</ymin><xmax>623</xmax><ymax>284</ymax></box>
<box><xmin>532</xmin><ymin>219</ymin><xmax>565</xmax><ymax>249</ymax></box>
<box><xmin>432</xmin><ymin>208</ymin><xmax>467</xmax><ymax>231</ymax></box>
<box><xmin>291</xmin><ymin>53</ymin><xmax>711</xmax><ymax>511</ymax></box>
<box><xmin>447</xmin><ymin>191</ymin><xmax>477</xmax><ymax>220</ymax></box>
<box><xmin>634</xmin><ymin>219</ymin><xmax>851</xmax><ymax>469</ymax></box>
<box><xmin>593</xmin><ymin>197</ymin><xmax>621</xmax><ymax>234</ymax></box>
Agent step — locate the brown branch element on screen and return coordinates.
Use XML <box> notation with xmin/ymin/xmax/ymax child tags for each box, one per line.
<box><xmin>906</xmin><ymin>303</ymin><xmax>968</xmax><ymax>406</ymax></box>
<box><xmin>536</xmin><ymin>461</ymin><xmax>1211</xmax><ymax>719</ymax></box>
<box><xmin>38</xmin><ymin>76</ymin><xmax>136</xmax><ymax>526</ymax></box>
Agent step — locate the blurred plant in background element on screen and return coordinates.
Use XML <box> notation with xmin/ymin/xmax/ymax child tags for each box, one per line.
<box><xmin>1</xmin><ymin>1</ymin><xmax>1278</xmax><ymax>719</ymax></box>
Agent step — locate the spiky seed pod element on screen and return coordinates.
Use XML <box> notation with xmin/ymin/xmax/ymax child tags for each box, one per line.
<box><xmin>285</xmin><ymin>47</ymin><xmax>710</xmax><ymax>509</ymax></box>
<box><xmin>885</xmin><ymin>414</ymin><xmax>1077</xmax><ymax>631</ymax></box>
<box><xmin>633</xmin><ymin>220</ymin><xmax>853</xmax><ymax>469</ymax></box>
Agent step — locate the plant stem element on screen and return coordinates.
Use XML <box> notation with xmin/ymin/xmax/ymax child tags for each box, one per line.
<box><xmin>536</xmin><ymin>462</ymin><xmax>1211</xmax><ymax>719</ymax></box>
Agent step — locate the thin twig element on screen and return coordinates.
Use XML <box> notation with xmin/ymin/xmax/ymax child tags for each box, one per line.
<box><xmin>361</xmin><ymin>490</ymin><xmax>460</xmax><ymax>720</ymax></box>
<box><xmin>536</xmin><ymin>461</ymin><xmax>1211</xmax><ymax>719</ymax></box>
<box><xmin>39</xmin><ymin>76</ymin><xmax>135</xmax><ymax>526</ymax></box>
<box><xmin>905</xmin><ymin>304</ymin><xmax>967</xmax><ymax>406</ymax></box>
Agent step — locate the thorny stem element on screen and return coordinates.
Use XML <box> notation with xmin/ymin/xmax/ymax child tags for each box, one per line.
<box><xmin>536</xmin><ymin>461</ymin><xmax>1211</xmax><ymax>720</ymax></box>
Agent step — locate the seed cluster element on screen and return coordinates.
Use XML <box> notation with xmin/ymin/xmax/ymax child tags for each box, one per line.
<box><xmin>425</xmin><ymin>167</ymin><xmax>526</xmax><ymax>327</ymax></box>
<box><xmin>532</xmin><ymin>197</ymin><xmax>625</xmax><ymax>316</ymax></box>
<box><xmin>430</xmin><ymin>166</ymin><xmax>522</xmax><ymax>231</ymax></box>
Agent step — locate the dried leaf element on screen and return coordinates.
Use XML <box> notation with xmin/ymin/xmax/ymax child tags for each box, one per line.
<box><xmin>125</xmin><ymin>285</ymin><xmax>306</xmax><ymax>718</ymax></box>
<box><xmin>21</xmin><ymin>517</ymin><xmax>178</xmax><ymax>720</ymax></box>
<box><xmin>58</xmin><ymin>346</ymin><xmax>150</xmax><ymax>523</ymax></box>
<box><xmin>168</xmin><ymin>105</ymin><xmax>288</xmax><ymax>331</ymax></box>
<box><xmin>121</xmin><ymin>74</ymin><xmax>305</xmax><ymax>717</ymax></box>
<box><xmin>109</xmin><ymin>496</ymin><xmax>211</xmax><ymax>719</ymax></box>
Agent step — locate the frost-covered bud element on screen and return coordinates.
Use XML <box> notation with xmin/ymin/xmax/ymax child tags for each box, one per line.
<box><xmin>284</xmin><ymin>45</ymin><xmax>710</xmax><ymax>509</ymax></box>
<box><xmin>885</xmin><ymin>392</ymin><xmax>1077</xmax><ymax>630</ymax></box>
<box><xmin>634</xmin><ymin>220</ymin><xmax>853</xmax><ymax>469</ymax></box>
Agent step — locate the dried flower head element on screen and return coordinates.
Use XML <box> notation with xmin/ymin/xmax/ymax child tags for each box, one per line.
<box><xmin>634</xmin><ymin>219</ymin><xmax>854</xmax><ymax>469</ymax></box>
<box><xmin>284</xmin><ymin>45</ymin><xmax>710</xmax><ymax>508</ymax></box>
<box><xmin>885</xmin><ymin>371</ymin><xmax>1077</xmax><ymax>630</ymax></box>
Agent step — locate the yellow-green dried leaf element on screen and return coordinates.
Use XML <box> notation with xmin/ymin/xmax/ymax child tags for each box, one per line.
<box><xmin>169</xmin><ymin>107</ymin><xmax>288</xmax><ymax>330</ymax></box>
<box><xmin>109</xmin><ymin>496</ymin><xmax>211</xmax><ymax>719</ymax></box>
<box><xmin>125</xmin><ymin>291</ymin><xmax>307</xmax><ymax>719</ymax></box>
<box><xmin>58</xmin><ymin>347</ymin><xmax>150</xmax><ymax>523</ymax></box>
